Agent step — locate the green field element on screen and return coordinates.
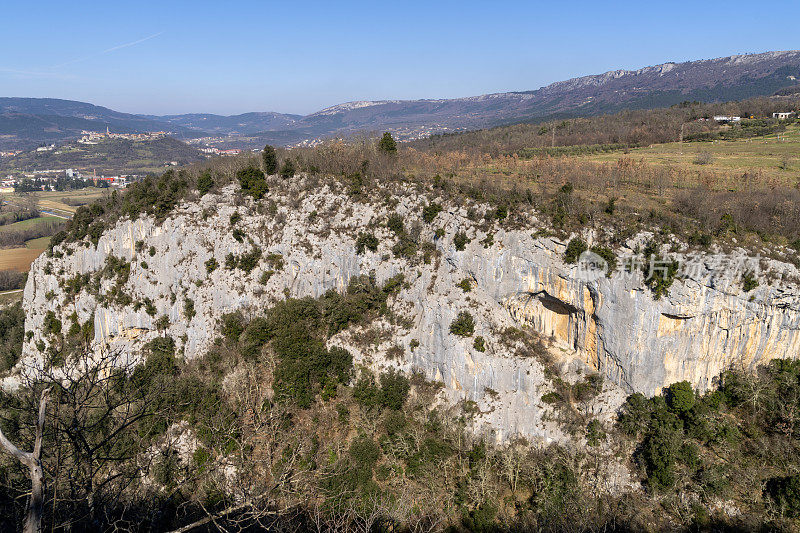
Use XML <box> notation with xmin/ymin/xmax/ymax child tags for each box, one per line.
<box><xmin>25</xmin><ymin>236</ymin><xmax>51</xmax><ymax>249</ymax></box>
<box><xmin>0</xmin><ymin>215</ymin><xmax>62</xmax><ymax>233</ymax></box>
<box><xmin>582</xmin><ymin>123</ymin><xmax>800</xmax><ymax>187</ymax></box>
<box><xmin>0</xmin><ymin>211</ymin><xmax>64</xmax><ymax>272</ymax></box>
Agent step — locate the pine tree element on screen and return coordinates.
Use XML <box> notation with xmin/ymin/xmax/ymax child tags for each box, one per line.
<box><xmin>378</xmin><ymin>132</ymin><xmax>397</xmax><ymax>153</ymax></box>
<box><xmin>280</xmin><ymin>159</ymin><xmax>295</xmax><ymax>179</ymax></box>
<box><xmin>196</xmin><ymin>170</ymin><xmax>214</xmax><ymax>195</ymax></box>
<box><xmin>262</xmin><ymin>144</ymin><xmax>278</xmax><ymax>174</ymax></box>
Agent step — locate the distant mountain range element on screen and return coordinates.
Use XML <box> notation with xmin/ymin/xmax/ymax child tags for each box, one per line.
<box><xmin>2</xmin><ymin>50</ymin><xmax>799</xmax><ymax>150</ymax></box>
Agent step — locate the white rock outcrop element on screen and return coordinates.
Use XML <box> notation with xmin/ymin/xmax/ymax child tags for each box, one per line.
<box><xmin>19</xmin><ymin>181</ymin><xmax>800</xmax><ymax>440</ymax></box>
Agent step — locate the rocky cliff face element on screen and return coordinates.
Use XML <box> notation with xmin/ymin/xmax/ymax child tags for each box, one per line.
<box><xmin>18</xmin><ymin>178</ymin><xmax>800</xmax><ymax>441</ymax></box>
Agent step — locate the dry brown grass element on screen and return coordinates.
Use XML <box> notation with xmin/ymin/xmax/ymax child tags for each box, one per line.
<box><xmin>0</xmin><ymin>247</ymin><xmax>43</xmax><ymax>271</ymax></box>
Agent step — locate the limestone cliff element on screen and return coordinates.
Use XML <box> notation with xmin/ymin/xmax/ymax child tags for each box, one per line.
<box><xmin>18</xmin><ymin>178</ymin><xmax>800</xmax><ymax>441</ymax></box>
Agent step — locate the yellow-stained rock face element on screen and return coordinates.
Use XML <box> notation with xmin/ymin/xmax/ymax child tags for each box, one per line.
<box><xmin>657</xmin><ymin>314</ymin><xmax>687</xmax><ymax>337</ymax></box>
<box><xmin>505</xmin><ymin>292</ymin><xmax>576</xmax><ymax>350</ymax></box>
<box><xmin>504</xmin><ymin>258</ymin><xmax>800</xmax><ymax>395</ymax></box>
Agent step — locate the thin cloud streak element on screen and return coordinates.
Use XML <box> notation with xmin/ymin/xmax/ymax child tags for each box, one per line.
<box><xmin>51</xmin><ymin>32</ymin><xmax>164</xmax><ymax>69</ymax></box>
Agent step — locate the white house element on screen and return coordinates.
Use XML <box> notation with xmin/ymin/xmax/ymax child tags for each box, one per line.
<box><xmin>713</xmin><ymin>115</ymin><xmax>741</xmax><ymax>123</ymax></box>
<box><xmin>773</xmin><ymin>112</ymin><xmax>795</xmax><ymax>120</ymax></box>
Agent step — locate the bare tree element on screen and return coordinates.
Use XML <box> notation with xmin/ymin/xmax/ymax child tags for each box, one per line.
<box><xmin>0</xmin><ymin>387</ymin><xmax>51</xmax><ymax>533</ymax></box>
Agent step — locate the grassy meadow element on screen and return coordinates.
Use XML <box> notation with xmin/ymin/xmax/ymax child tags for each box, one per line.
<box><xmin>583</xmin><ymin>123</ymin><xmax>800</xmax><ymax>187</ymax></box>
<box><xmin>0</xmin><ymin>188</ymin><xmax>106</xmax><ymax>276</ymax></box>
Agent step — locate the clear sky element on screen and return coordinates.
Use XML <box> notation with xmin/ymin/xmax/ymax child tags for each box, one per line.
<box><xmin>2</xmin><ymin>0</ymin><xmax>799</xmax><ymax>116</ymax></box>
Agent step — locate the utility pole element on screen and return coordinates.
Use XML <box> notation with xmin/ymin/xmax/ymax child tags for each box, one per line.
<box><xmin>551</xmin><ymin>123</ymin><xmax>555</xmax><ymax>148</ymax></box>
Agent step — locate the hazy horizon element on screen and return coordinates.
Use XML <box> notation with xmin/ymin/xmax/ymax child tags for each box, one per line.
<box><xmin>2</xmin><ymin>0</ymin><xmax>800</xmax><ymax>116</ymax></box>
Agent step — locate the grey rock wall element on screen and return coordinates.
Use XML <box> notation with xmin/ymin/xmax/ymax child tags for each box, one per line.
<box><xmin>18</xmin><ymin>182</ymin><xmax>800</xmax><ymax>440</ymax></box>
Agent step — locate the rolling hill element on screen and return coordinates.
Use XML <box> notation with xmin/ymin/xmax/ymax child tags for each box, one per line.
<box><xmin>0</xmin><ymin>98</ymin><xmax>203</xmax><ymax>150</ymax></box>
<box><xmin>1</xmin><ymin>50</ymin><xmax>799</xmax><ymax>150</ymax></box>
<box><xmin>0</xmin><ymin>136</ymin><xmax>206</xmax><ymax>175</ymax></box>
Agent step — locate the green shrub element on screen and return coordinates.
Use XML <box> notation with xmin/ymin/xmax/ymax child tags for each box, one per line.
<box><xmin>586</xmin><ymin>420</ymin><xmax>606</xmax><ymax>447</ymax></box>
<box><xmin>88</xmin><ymin>222</ymin><xmax>105</xmax><ymax>245</ymax></box>
<box><xmin>644</xmin><ymin>255</ymin><xmax>680</xmax><ymax>299</ymax></box>
<box><xmin>766</xmin><ymin>474</ymin><xmax>800</xmax><ymax>517</ymax></box>
<box><xmin>378</xmin><ymin>132</ymin><xmax>397</xmax><ymax>153</ymax></box>
<box><xmin>689</xmin><ymin>231</ymin><xmax>713</xmax><ymax>247</ymax></box>
<box><xmin>461</xmin><ymin>502</ymin><xmax>498</xmax><ymax>532</ymax></box>
<box><xmin>457</xmin><ymin>278</ymin><xmax>472</xmax><ymax>292</ymax></box>
<box><xmin>205</xmin><ymin>257</ymin><xmax>218</xmax><ymax>273</ymax></box>
<box><xmin>572</xmin><ymin>373</ymin><xmax>603</xmax><ymax>402</ymax></box>
<box><xmin>197</xmin><ymin>170</ymin><xmax>214</xmax><ymax>195</ymax></box>
<box><xmin>184</xmin><ymin>298</ymin><xmax>196</xmax><ymax>320</ymax></box>
<box><xmin>387</xmin><ymin>214</ymin><xmax>404</xmax><ymax>235</ymax></box>
<box><xmin>590</xmin><ymin>245</ymin><xmax>617</xmax><ymax>275</ymax></box>
<box><xmin>551</xmin><ymin>182</ymin><xmax>574</xmax><ymax>228</ymax></box>
<box><xmin>347</xmin><ymin>172</ymin><xmax>364</xmax><ymax>197</ymax></box>
<box><xmin>44</xmin><ymin>310</ymin><xmax>62</xmax><ymax>336</ymax></box>
<box><xmin>453</xmin><ymin>231</ymin><xmax>470</xmax><ymax>251</ymax></box>
<box><xmin>643</xmin><ymin>404</ymin><xmax>683</xmax><ymax>491</ymax></box>
<box><xmin>155</xmin><ymin>315</ymin><xmax>170</xmax><ymax>331</ymax></box>
<box><xmin>353</xmin><ymin>372</ymin><xmax>381</xmax><ymax>408</ymax></box>
<box><xmin>0</xmin><ymin>303</ymin><xmax>25</xmax><ymax>372</ymax></box>
<box><xmin>379</xmin><ymin>369</ymin><xmax>410</xmax><ymax>410</ymax></box>
<box><xmin>676</xmin><ymin>442</ymin><xmax>700</xmax><ymax>472</ymax></box>
<box><xmin>237</xmin><ymin>246</ymin><xmax>262</xmax><ymax>273</ymax></box>
<box><xmin>237</xmin><ymin>165</ymin><xmax>268</xmax><ymax>200</ymax></box>
<box><xmin>742</xmin><ymin>271</ymin><xmax>758</xmax><ymax>292</ymax></box>
<box><xmin>280</xmin><ymin>159</ymin><xmax>296</xmax><ymax>179</ymax></box>
<box><xmin>564</xmin><ymin>238</ymin><xmax>587</xmax><ymax>264</ymax></box>
<box><xmin>144</xmin><ymin>298</ymin><xmax>158</xmax><ymax>316</ymax></box>
<box><xmin>262</xmin><ymin>144</ymin><xmax>278</xmax><ymax>174</ymax></box>
<box><xmin>422</xmin><ymin>203</ymin><xmax>443</xmax><ymax>223</ymax></box>
<box><xmin>260</xmin><ymin>275</ymin><xmax>399</xmax><ymax>408</ymax></box>
<box><xmin>220</xmin><ymin>312</ymin><xmax>245</xmax><ymax>342</ymax></box>
<box><xmin>392</xmin><ymin>233</ymin><xmax>418</xmax><ymax>259</ymax></box>
<box><xmin>666</xmin><ymin>381</ymin><xmax>695</xmax><ymax>414</ymax></box>
<box><xmin>450</xmin><ymin>311</ymin><xmax>475</xmax><ymax>337</ymax></box>
<box><xmin>617</xmin><ymin>392</ymin><xmax>653</xmax><ymax>437</ymax></box>
<box><xmin>473</xmin><ymin>336</ymin><xmax>486</xmax><ymax>352</ymax></box>
<box><xmin>355</xmin><ymin>232</ymin><xmax>379</xmax><ymax>254</ymax></box>
<box><xmin>383</xmin><ymin>410</ymin><xmax>407</xmax><ymax>436</ymax></box>
<box><xmin>264</xmin><ymin>253</ymin><xmax>284</xmax><ymax>270</ymax></box>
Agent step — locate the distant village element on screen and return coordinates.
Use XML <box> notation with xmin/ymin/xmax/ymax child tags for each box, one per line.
<box><xmin>711</xmin><ymin>111</ymin><xmax>797</xmax><ymax>123</ymax></box>
<box><xmin>1</xmin><ymin>168</ymin><xmax>135</xmax><ymax>193</ymax></box>
<box><xmin>77</xmin><ymin>127</ymin><xmax>169</xmax><ymax>145</ymax></box>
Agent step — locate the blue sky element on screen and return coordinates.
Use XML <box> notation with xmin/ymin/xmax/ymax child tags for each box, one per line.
<box><xmin>2</xmin><ymin>0</ymin><xmax>799</xmax><ymax>115</ymax></box>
